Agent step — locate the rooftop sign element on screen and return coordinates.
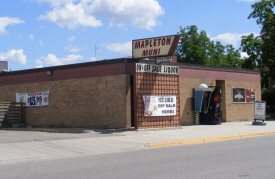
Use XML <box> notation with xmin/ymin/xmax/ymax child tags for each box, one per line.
<box><xmin>156</xmin><ymin>56</ymin><xmax>173</xmax><ymax>64</ymax></box>
<box><xmin>132</xmin><ymin>35</ymin><xmax>180</xmax><ymax>59</ymax></box>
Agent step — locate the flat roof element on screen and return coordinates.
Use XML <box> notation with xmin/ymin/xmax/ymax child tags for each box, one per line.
<box><xmin>0</xmin><ymin>58</ymin><xmax>260</xmax><ymax>76</ymax></box>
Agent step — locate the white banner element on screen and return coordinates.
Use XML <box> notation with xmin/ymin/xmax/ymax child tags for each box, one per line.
<box><xmin>143</xmin><ymin>96</ymin><xmax>176</xmax><ymax>116</ymax></box>
<box><xmin>16</xmin><ymin>91</ymin><xmax>49</xmax><ymax>107</ymax></box>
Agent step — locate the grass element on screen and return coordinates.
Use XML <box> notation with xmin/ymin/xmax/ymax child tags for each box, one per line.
<box><xmin>266</xmin><ymin>113</ymin><xmax>275</xmax><ymax>119</ymax></box>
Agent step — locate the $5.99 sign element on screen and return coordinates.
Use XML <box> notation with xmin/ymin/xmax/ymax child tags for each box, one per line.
<box><xmin>16</xmin><ymin>91</ymin><xmax>49</xmax><ymax>107</ymax></box>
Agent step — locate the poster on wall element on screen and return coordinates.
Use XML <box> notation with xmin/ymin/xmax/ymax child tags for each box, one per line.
<box><xmin>232</xmin><ymin>88</ymin><xmax>245</xmax><ymax>103</ymax></box>
<box><xmin>16</xmin><ymin>91</ymin><xmax>49</xmax><ymax>107</ymax></box>
<box><xmin>250</xmin><ymin>88</ymin><xmax>255</xmax><ymax>102</ymax></box>
<box><xmin>246</xmin><ymin>89</ymin><xmax>251</xmax><ymax>103</ymax></box>
<box><xmin>143</xmin><ymin>95</ymin><xmax>176</xmax><ymax>116</ymax></box>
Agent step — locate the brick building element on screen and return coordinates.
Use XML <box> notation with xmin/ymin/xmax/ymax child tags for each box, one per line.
<box><xmin>0</xmin><ymin>58</ymin><xmax>261</xmax><ymax>129</ymax></box>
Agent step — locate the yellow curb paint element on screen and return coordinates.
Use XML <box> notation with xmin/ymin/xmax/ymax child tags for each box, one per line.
<box><xmin>149</xmin><ymin>141</ymin><xmax>181</xmax><ymax>148</ymax></box>
<box><xmin>177</xmin><ymin>139</ymin><xmax>205</xmax><ymax>145</ymax></box>
<box><xmin>148</xmin><ymin>132</ymin><xmax>275</xmax><ymax>148</ymax></box>
<box><xmin>240</xmin><ymin>132</ymin><xmax>269</xmax><ymax>137</ymax></box>
<box><xmin>203</xmin><ymin>135</ymin><xmax>241</xmax><ymax>142</ymax></box>
<box><xmin>148</xmin><ymin>139</ymin><xmax>204</xmax><ymax>148</ymax></box>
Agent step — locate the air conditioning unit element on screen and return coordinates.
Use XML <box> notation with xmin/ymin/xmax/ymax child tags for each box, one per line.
<box><xmin>0</xmin><ymin>61</ymin><xmax>8</xmax><ymax>73</ymax></box>
<box><xmin>0</xmin><ymin>69</ymin><xmax>8</xmax><ymax>73</ymax></box>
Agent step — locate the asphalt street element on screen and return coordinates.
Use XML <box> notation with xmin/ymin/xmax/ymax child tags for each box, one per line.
<box><xmin>1</xmin><ymin>134</ymin><xmax>275</xmax><ymax>179</ymax></box>
<box><xmin>0</xmin><ymin>121</ymin><xmax>275</xmax><ymax>165</ymax></box>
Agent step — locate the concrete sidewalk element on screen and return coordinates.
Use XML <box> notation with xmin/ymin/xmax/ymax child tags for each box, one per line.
<box><xmin>0</xmin><ymin>120</ymin><xmax>275</xmax><ymax>165</ymax></box>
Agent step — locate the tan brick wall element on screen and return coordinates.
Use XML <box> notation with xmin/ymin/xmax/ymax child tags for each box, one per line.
<box><xmin>179</xmin><ymin>78</ymin><xmax>215</xmax><ymax>125</ymax></box>
<box><xmin>224</xmin><ymin>80</ymin><xmax>261</xmax><ymax>122</ymax></box>
<box><xmin>179</xmin><ymin>78</ymin><xmax>261</xmax><ymax>125</ymax></box>
<box><xmin>0</xmin><ymin>75</ymin><xmax>131</xmax><ymax>128</ymax></box>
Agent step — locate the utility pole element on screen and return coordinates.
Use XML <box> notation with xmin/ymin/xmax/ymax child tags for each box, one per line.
<box><xmin>95</xmin><ymin>43</ymin><xmax>97</xmax><ymax>61</ymax></box>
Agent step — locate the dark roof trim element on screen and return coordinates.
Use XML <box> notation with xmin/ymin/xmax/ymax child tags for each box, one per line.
<box><xmin>0</xmin><ymin>58</ymin><xmax>260</xmax><ymax>76</ymax></box>
<box><xmin>0</xmin><ymin>58</ymin><xmax>138</xmax><ymax>76</ymax></box>
<box><xmin>176</xmin><ymin>63</ymin><xmax>260</xmax><ymax>74</ymax></box>
<box><xmin>135</xmin><ymin>60</ymin><xmax>260</xmax><ymax>74</ymax></box>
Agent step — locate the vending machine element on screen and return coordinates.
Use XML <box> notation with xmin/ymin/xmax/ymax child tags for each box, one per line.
<box><xmin>200</xmin><ymin>87</ymin><xmax>222</xmax><ymax>125</ymax></box>
<box><xmin>192</xmin><ymin>87</ymin><xmax>212</xmax><ymax>125</ymax></box>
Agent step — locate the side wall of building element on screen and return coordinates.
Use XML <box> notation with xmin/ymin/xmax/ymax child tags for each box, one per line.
<box><xmin>0</xmin><ymin>63</ymin><xmax>132</xmax><ymax>128</ymax></box>
<box><xmin>0</xmin><ymin>60</ymin><xmax>262</xmax><ymax>128</ymax></box>
<box><xmin>223</xmin><ymin>80</ymin><xmax>261</xmax><ymax>122</ymax></box>
<box><xmin>179</xmin><ymin>67</ymin><xmax>261</xmax><ymax>125</ymax></box>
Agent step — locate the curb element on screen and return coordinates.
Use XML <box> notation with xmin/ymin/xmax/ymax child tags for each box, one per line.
<box><xmin>0</xmin><ymin>127</ymin><xmax>181</xmax><ymax>133</ymax></box>
<box><xmin>137</xmin><ymin>127</ymin><xmax>182</xmax><ymax>131</ymax></box>
<box><xmin>0</xmin><ymin>128</ymin><xmax>88</xmax><ymax>133</ymax></box>
<box><xmin>148</xmin><ymin>131</ymin><xmax>275</xmax><ymax>148</ymax></box>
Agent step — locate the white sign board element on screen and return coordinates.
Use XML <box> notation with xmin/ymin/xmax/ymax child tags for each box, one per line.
<box><xmin>156</xmin><ymin>56</ymin><xmax>173</xmax><ymax>64</ymax></box>
<box><xmin>143</xmin><ymin>96</ymin><xmax>176</xmax><ymax>116</ymax></box>
<box><xmin>254</xmin><ymin>101</ymin><xmax>266</xmax><ymax>120</ymax></box>
<box><xmin>16</xmin><ymin>91</ymin><xmax>49</xmax><ymax>107</ymax></box>
<box><xmin>136</xmin><ymin>63</ymin><xmax>179</xmax><ymax>75</ymax></box>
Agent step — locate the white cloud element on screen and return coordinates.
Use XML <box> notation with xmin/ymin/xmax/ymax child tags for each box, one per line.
<box><xmin>44</xmin><ymin>54</ymin><xmax>63</xmax><ymax>66</ymax></box>
<box><xmin>36</xmin><ymin>65</ymin><xmax>44</xmax><ymax>68</ymax></box>
<box><xmin>61</xmin><ymin>54</ymin><xmax>83</xmax><ymax>63</ymax></box>
<box><xmin>29</xmin><ymin>34</ymin><xmax>34</xmax><ymax>40</ymax></box>
<box><xmin>35</xmin><ymin>59</ymin><xmax>43</xmax><ymax>64</ymax></box>
<box><xmin>64</xmin><ymin>44</ymin><xmax>86</xmax><ymax>53</ymax></box>
<box><xmin>211</xmin><ymin>33</ymin><xmax>260</xmax><ymax>47</ymax></box>
<box><xmin>87</xmin><ymin>0</ymin><xmax>164</xmax><ymax>30</ymax></box>
<box><xmin>39</xmin><ymin>41</ymin><xmax>44</xmax><ymax>46</ymax></box>
<box><xmin>0</xmin><ymin>17</ymin><xmax>25</xmax><ymax>35</ymax></box>
<box><xmin>38</xmin><ymin>3</ymin><xmax>102</xmax><ymax>29</ymax></box>
<box><xmin>32</xmin><ymin>0</ymin><xmax>74</xmax><ymax>7</ymax></box>
<box><xmin>68</xmin><ymin>36</ymin><xmax>76</xmax><ymax>41</ymax></box>
<box><xmin>241</xmin><ymin>52</ymin><xmax>249</xmax><ymax>59</ymax></box>
<box><xmin>65</xmin><ymin>36</ymin><xmax>86</xmax><ymax>53</ymax></box>
<box><xmin>236</xmin><ymin>0</ymin><xmax>256</xmax><ymax>2</ymax></box>
<box><xmin>103</xmin><ymin>41</ymin><xmax>132</xmax><ymax>57</ymax></box>
<box><xmin>36</xmin><ymin>54</ymin><xmax>83</xmax><ymax>66</ymax></box>
<box><xmin>0</xmin><ymin>49</ymin><xmax>27</xmax><ymax>65</ymax></box>
<box><xmin>34</xmin><ymin>0</ymin><xmax>164</xmax><ymax>30</ymax></box>
<box><xmin>89</xmin><ymin>57</ymin><xmax>97</xmax><ymax>61</ymax></box>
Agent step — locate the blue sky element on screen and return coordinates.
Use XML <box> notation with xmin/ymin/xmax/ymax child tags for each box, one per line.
<box><xmin>0</xmin><ymin>0</ymin><xmax>261</xmax><ymax>71</ymax></box>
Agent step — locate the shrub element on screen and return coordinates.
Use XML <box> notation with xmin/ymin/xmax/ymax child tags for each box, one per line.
<box><xmin>262</xmin><ymin>91</ymin><xmax>275</xmax><ymax>106</ymax></box>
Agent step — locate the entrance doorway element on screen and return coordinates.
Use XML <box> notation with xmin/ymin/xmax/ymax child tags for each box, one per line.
<box><xmin>216</xmin><ymin>80</ymin><xmax>226</xmax><ymax>122</ymax></box>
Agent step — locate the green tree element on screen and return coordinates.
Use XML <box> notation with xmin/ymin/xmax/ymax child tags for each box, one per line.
<box><xmin>175</xmin><ymin>25</ymin><xmax>243</xmax><ymax>68</ymax></box>
<box><xmin>241</xmin><ymin>33</ymin><xmax>270</xmax><ymax>88</ymax></box>
<box><xmin>209</xmin><ymin>41</ymin><xmax>225</xmax><ymax>66</ymax></box>
<box><xmin>248</xmin><ymin>0</ymin><xmax>275</xmax><ymax>84</ymax></box>
<box><xmin>175</xmin><ymin>25</ymin><xmax>211</xmax><ymax>65</ymax></box>
<box><xmin>223</xmin><ymin>45</ymin><xmax>243</xmax><ymax>68</ymax></box>
<box><xmin>241</xmin><ymin>33</ymin><xmax>262</xmax><ymax>70</ymax></box>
